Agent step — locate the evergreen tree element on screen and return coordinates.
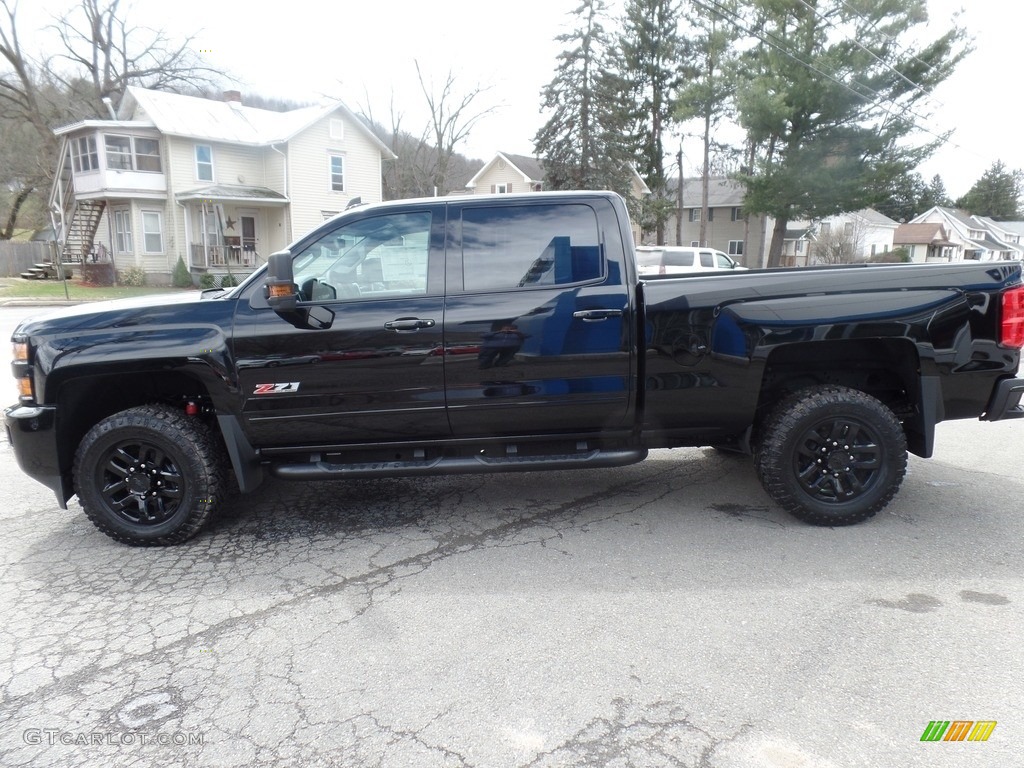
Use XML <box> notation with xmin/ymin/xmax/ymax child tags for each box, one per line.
<box><xmin>956</xmin><ymin>161</ymin><xmax>1023</xmax><ymax>219</ymax></box>
<box><xmin>616</xmin><ymin>0</ymin><xmax>686</xmax><ymax>243</ymax></box>
<box><xmin>534</xmin><ymin>0</ymin><xmax>633</xmax><ymax>201</ymax></box>
<box><xmin>675</xmin><ymin>0</ymin><xmax>741</xmax><ymax>245</ymax></box>
<box><xmin>733</xmin><ymin>0</ymin><xmax>968</xmax><ymax>266</ymax></box>
<box><xmin>918</xmin><ymin>174</ymin><xmax>952</xmax><ymax>211</ymax></box>
<box><xmin>875</xmin><ymin>171</ymin><xmax>926</xmax><ymax>222</ymax></box>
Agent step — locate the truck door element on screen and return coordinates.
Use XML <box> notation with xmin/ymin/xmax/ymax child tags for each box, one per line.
<box><xmin>443</xmin><ymin>197</ymin><xmax>635</xmax><ymax>437</ymax></box>
<box><xmin>232</xmin><ymin>205</ymin><xmax>448</xmax><ymax>447</ymax></box>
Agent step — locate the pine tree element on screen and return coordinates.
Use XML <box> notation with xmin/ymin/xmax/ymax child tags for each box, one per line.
<box><xmin>617</xmin><ymin>0</ymin><xmax>686</xmax><ymax>243</ymax></box>
<box><xmin>675</xmin><ymin>0</ymin><xmax>741</xmax><ymax>245</ymax></box>
<box><xmin>733</xmin><ymin>0</ymin><xmax>968</xmax><ymax>266</ymax></box>
<box><xmin>534</xmin><ymin>0</ymin><xmax>633</xmax><ymax>200</ymax></box>
<box><xmin>956</xmin><ymin>161</ymin><xmax>1023</xmax><ymax>219</ymax></box>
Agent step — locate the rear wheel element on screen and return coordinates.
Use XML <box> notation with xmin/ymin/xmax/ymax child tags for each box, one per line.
<box><xmin>755</xmin><ymin>386</ymin><xmax>906</xmax><ymax>526</ymax></box>
<box><xmin>74</xmin><ymin>405</ymin><xmax>226</xmax><ymax>545</ymax></box>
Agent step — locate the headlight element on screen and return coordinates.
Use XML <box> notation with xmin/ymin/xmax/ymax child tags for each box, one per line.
<box><xmin>13</xmin><ymin>342</ymin><xmax>28</xmax><ymax>361</ymax></box>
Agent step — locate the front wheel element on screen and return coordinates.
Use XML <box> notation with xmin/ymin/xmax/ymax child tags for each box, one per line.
<box><xmin>74</xmin><ymin>405</ymin><xmax>227</xmax><ymax>545</ymax></box>
<box><xmin>755</xmin><ymin>386</ymin><xmax>907</xmax><ymax>526</ymax></box>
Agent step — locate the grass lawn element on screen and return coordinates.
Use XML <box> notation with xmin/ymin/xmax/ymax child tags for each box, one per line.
<box><xmin>0</xmin><ymin>278</ymin><xmax>194</xmax><ymax>301</ymax></box>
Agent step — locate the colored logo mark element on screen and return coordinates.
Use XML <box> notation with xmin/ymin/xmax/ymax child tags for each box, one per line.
<box><xmin>920</xmin><ymin>720</ymin><xmax>997</xmax><ymax>742</ymax></box>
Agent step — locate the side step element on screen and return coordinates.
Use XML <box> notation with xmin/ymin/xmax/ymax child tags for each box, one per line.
<box><xmin>268</xmin><ymin>447</ymin><xmax>648</xmax><ymax>481</ymax></box>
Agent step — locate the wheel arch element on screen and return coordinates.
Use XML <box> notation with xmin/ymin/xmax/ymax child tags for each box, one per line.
<box><xmin>756</xmin><ymin>337</ymin><xmax>935</xmax><ymax>456</ymax></box>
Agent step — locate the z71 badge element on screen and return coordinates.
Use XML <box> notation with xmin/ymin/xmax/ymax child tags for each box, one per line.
<box><xmin>253</xmin><ymin>382</ymin><xmax>301</xmax><ymax>394</ymax></box>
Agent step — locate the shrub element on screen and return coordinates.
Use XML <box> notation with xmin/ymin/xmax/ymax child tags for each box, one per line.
<box><xmin>198</xmin><ymin>273</ymin><xmax>216</xmax><ymax>289</ymax></box>
<box><xmin>172</xmin><ymin>256</ymin><xmax>192</xmax><ymax>288</ymax></box>
<box><xmin>220</xmin><ymin>273</ymin><xmax>238</xmax><ymax>288</ymax></box>
<box><xmin>119</xmin><ymin>267</ymin><xmax>146</xmax><ymax>286</ymax></box>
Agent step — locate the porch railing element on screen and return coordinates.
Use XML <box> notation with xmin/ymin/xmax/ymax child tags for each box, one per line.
<box><xmin>190</xmin><ymin>243</ymin><xmax>260</xmax><ymax>269</ymax></box>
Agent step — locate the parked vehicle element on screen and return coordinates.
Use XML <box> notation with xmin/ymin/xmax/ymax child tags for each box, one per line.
<box><xmin>636</xmin><ymin>245</ymin><xmax>747</xmax><ymax>275</ymax></box>
<box><xmin>6</xmin><ymin>191</ymin><xmax>1024</xmax><ymax>545</ymax></box>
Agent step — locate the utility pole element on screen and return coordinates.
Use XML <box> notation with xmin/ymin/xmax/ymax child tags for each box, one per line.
<box><xmin>676</xmin><ymin>145</ymin><xmax>683</xmax><ymax>246</ymax></box>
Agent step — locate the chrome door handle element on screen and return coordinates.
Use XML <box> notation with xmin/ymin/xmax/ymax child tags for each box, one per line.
<box><xmin>384</xmin><ymin>317</ymin><xmax>435</xmax><ymax>331</ymax></box>
<box><xmin>572</xmin><ymin>309</ymin><xmax>623</xmax><ymax>322</ymax></box>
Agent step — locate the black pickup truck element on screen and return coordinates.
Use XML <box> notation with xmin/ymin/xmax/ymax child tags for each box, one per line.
<box><xmin>7</xmin><ymin>191</ymin><xmax>1024</xmax><ymax>545</ymax></box>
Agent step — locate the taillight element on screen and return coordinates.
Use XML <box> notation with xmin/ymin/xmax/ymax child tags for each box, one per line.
<box><xmin>1001</xmin><ymin>286</ymin><xmax>1024</xmax><ymax>348</ymax></box>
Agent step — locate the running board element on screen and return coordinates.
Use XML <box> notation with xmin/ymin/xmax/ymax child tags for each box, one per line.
<box><xmin>268</xmin><ymin>448</ymin><xmax>648</xmax><ymax>480</ymax></box>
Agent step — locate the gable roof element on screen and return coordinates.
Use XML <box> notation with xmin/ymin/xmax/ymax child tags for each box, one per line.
<box><xmin>893</xmin><ymin>222</ymin><xmax>954</xmax><ymax>246</ymax></box>
<box><xmin>466</xmin><ymin>151</ymin><xmax>545</xmax><ymax>188</ymax></box>
<box><xmin>116</xmin><ymin>87</ymin><xmax>395</xmax><ymax>157</ymax></box>
<box><xmin>666</xmin><ymin>176</ymin><xmax>746</xmax><ymax>207</ymax></box>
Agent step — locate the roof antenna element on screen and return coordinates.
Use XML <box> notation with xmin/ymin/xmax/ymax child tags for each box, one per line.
<box><xmin>345</xmin><ymin>197</ymin><xmax>362</xmax><ymax>210</ymax></box>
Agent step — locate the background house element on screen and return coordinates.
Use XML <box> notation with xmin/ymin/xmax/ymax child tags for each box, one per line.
<box><xmin>466</xmin><ymin>152</ymin><xmax>652</xmax><ymax>244</ymax></box>
<box><xmin>910</xmin><ymin>207</ymin><xmax>1019</xmax><ymax>261</ymax></box>
<box><xmin>661</xmin><ymin>177</ymin><xmax>772</xmax><ymax>268</ymax></box>
<box><xmin>893</xmin><ymin>222</ymin><xmax>957</xmax><ymax>262</ymax></box>
<box><xmin>810</xmin><ymin>209</ymin><xmax>898</xmax><ymax>263</ymax></box>
<box><xmin>50</xmin><ymin>87</ymin><xmax>395</xmax><ymax>285</ymax></box>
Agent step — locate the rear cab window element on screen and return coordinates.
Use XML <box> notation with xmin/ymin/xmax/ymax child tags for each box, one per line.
<box><xmin>456</xmin><ymin>203</ymin><xmax>605</xmax><ymax>292</ymax></box>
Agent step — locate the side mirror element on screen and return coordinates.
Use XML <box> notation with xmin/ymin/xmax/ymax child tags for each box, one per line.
<box><xmin>264</xmin><ymin>251</ymin><xmax>297</xmax><ymax>311</ymax></box>
<box><xmin>262</xmin><ymin>251</ymin><xmax>335</xmax><ymax>330</ymax></box>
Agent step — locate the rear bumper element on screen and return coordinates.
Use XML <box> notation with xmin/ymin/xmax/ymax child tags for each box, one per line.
<box><xmin>4</xmin><ymin>404</ymin><xmax>69</xmax><ymax>508</ymax></box>
<box><xmin>981</xmin><ymin>377</ymin><xmax>1024</xmax><ymax>421</ymax></box>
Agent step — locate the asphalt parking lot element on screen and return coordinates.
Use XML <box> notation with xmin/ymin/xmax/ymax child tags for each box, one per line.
<box><xmin>1</xmin><ymin>306</ymin><xmax>1021</xmax><ymax>767</ymax></box>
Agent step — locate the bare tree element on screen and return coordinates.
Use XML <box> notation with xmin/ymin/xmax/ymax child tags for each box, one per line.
<box><xmin>812</xmin><ymin>217</ymin><xmax>868</xmax><ymax>264</ymax></box>
<box><xmin>52</xmin><ymin>0</ymin><xmax>219</xmax><ymax>112</ymax></box>
<box><xmin>415</xmin><ymin>60</ymin><xmax>496</xmax><ymax>195</ymax></box>
<box><xmin>0</xmin><ymin>0</ymin><xmax>222</xmax><ymax>237</ymax></box>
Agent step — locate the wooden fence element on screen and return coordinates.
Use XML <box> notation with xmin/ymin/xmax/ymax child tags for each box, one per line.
<box><xmin>0</xmin><ymin>241</ymin><xmax>57</xmax><ymax>278</ymax></box>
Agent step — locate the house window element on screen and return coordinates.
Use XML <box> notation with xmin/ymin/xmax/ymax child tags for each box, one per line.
<box><xmin>844</xmin><ymin>222</ymin><xmax>853</xmax><ymax>235</ymax></box>
<box><xmin>690</xmin><ymin>241</ymin><xmax>700</xmax><ymax>247</ymax></box>
<box><xmin>728</xmin><ymin>240</ymin><xmax>744</xmax><ymax>256</ymax></box>
<box><xmin>134</xmin><ymin>138</ymin><xmax>161</xmax><ymax>172</ymax></box>
<box><xmin>105</xmin><ymin>135</ymin><xmax>133</xmax><ymax>170</ymax></box>
<box><xmin>105</xmin><ymin>135</ymin><xmax>161</xmax><ymax>172</ymax></box>
<box><xmin>493</xmin><ymin>183</ymin><xmax>510</xmax><ymax>193</ymax></box>
<box><xmin>141</xmin><ymin>211</ymin><xmax>164</xmax><ymax>253</ymax></box>
<box><xmin>195</xmin><ymin>145</ymin><xmax>214</xmax><ymax>182</ymax></box>
<box><xmin>688</xmin><ymin>208</ymin><xmax>701</xmax><ymax>222</ymax></box>
<box><xmin>707</xmin><ymin>208</ymin><xmax>714</xmax><ymax>222</ymax></box>
<box><xmin>321</xmin><ymin>210</ymin><xmax>340</xmax><ymax>222</ymax></box>
<box><xmin>71</xmin><ymin>136</ymin><xmax>99</xmax><ymax>173</ymax></box>
<box><xmin>329</xmin><ymin>154</ymin><xmax>344</xmax><ymax>192</ymax></box>
<box><xmin>730</xmin><ymin>207</ymin><xmax>742</xmax><ymax>221</ymax></box>
<box><xmin>113</xmin><ymin>209</ymin><xmax>133</xmax><ymax>253</ymax></box>
<box><xmin>329</xmin><ymin>119</ymin><xmax>344</xmax><ymax>140</ymax></box>
<box><xmin>796</xmin><ymin>239</ymin><xmax>805</xmax><ymax>253</ymax></box>
<box><xmin>871</xmin><ymin>244</ymin><xmax>877</xmax><ymax>256</ymax></box>
<box><xmin>819</xmin><ymin>222</ymin><xmax>831</xmax><ymax>236</ymax></box>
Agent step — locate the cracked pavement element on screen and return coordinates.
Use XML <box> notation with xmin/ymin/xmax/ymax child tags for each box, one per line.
<box><xmin>1</xmin><ymin>311</ymin><xmax>1021</xmax><ymax>768</ymax></box>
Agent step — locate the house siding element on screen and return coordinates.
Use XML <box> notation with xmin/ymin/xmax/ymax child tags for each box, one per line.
<box><xmin>472</xmin><ymin>165</ymin><xmax>536</xmax><ymax>194</ymax></box>
<box><xmin>286</xmin><ymin>110</ymin><xmax>384</xmax><ymax>238</ymax></box>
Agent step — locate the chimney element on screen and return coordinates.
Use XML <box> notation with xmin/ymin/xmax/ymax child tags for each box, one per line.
<box><xmin>223</xmin><ymin>90</ymin><xmax>242</xmax><ymax>104</ymax></box>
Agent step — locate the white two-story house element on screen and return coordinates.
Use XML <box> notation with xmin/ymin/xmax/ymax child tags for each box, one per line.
<box><xmin>50</xmin><ymin>87</ymin><xmax>395</xmax><ymax>285</ymax></box>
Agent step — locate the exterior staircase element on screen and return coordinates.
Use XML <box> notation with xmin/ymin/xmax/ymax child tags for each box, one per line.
<box><xmin>62</xmin><ymin>200</ymin><xmax>106</xmax><ymax>262</ymax></box>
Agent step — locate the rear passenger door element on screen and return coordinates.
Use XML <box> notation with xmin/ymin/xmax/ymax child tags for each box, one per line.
<box><xmin>442</xmin><ymin>197</ymin><xmax>635</xmax><ymax>437</ymax></box>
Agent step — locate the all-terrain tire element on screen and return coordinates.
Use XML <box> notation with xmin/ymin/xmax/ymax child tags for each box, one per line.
<box><xmin>754</xmin><ymin>386</ymin><xmax>907</xmax><ymax>526</ymax></box>
<box><xmin>74</xmin><ymin>405</ymin><xmax>227</xmax><ymax>545</ymax></box>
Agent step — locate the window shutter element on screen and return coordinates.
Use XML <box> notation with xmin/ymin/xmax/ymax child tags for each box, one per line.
<box><xmin>491</xmin><ymin>184</ymin><xmax>496</xmax><ymax>193</ymax></box>
<box><xmin>507</xmin><ymin>183</ymin><xmax>512</xmax><ymax>193</ymax></box>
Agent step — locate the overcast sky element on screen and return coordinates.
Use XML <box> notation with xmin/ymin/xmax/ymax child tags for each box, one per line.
<box><xmin>10</xmin><ymin>0</ymin><xmax>1016</xmax><ymax>197</ymax></box>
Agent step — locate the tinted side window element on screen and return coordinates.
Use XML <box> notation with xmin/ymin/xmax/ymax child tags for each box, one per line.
<box><xmin>461</xmin><ymin>204</ymin><xmax>603</xmax><ymax>292</ymax></box>
<box><xmin>664</xmin><ymin>251</ymin><xmax>694</xmax><ymax>267</ymax></box>
<box><xmin>699</xmin><ymin>251</ymin><xmax>714</xmax><ymax>268</ymax></box>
